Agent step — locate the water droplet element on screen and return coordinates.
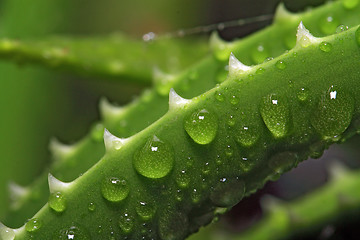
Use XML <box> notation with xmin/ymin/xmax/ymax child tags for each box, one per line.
<box><xmin>119</xmin><ymin>212</ymin><xmax>134</xmax><ymax>234</ymax></box>
<box><xmin>202</xmin><ymin>162</ymin><xmax>211</xmax><ymax>175</ymax></box>
<box><xmin>319</xmin><ymin>42</ymin><xmax>333</xmax><ymax>53</ymax></box>
<box><xmin>342</xmin><ymin>0</ymin><xmax>359</xmax><ymax>9</ymax></box>
<box><xmin>88</xmin><ymin>202</ymin><xmax>96</xmax><ymax>212</ymax></box>
<box><xmin>227</xmin><ymin>115</ymin><xmax>235</xmax><ymax>126</ymax></box>
<box><xmin>54</xmin><ymin>225</ymin><xmax>90</xmax><ymax>240</ymax></box>
<box><xmin>268</xmin><ymin>152</ymin><xmax>298</xmax><ymax>175</ymax></box>
<box><xmin>256</xmin><ymin>67</ymin><xmax>265</xmax><ymax>75</ymax></box>
<box><xmin>336</xmin><ymin>24</ymin><xmax>349</xmax><ymax>33</ymax></box>
<box><xmin>158</xmin><ymin>211</ymin><xmax>188</xmax><ymax>240</ymax></box>
<box><xmin>136</xmin><ymin>201</ymin><xmax>156</xmax><ymax>221</ymax></box>
<box><xmin>355</xmin><ymin>26</ymin><xmax>360</xmax><ymax>46</ymax></box>
<box><xmin>184</xmin><ymin>109</ymin><xmax>218</xmax><ymax>145</ymax></box>
<box><xmin>251</xmin><ymin>44</ymin><xmax>269</xmax><ymax>64</ymax></box>
<box><xmin>225</xmin><ymin>145</ymin><xmax>233</xmax><ymax>157</ymax></box>
<box><xmin>134</xmin><ymin>136</ymin><xmax>174</xmax><ymax>179</ymax></box>
<box><xmin>191</xmin><ymin>188</ymin><xmax>201</xmax><ymax>203</ymax></box>
<box><xmin>229</xmin><ymin>95</ymin><xmax>239</xmax><ymax>105</ymax></box>
<box><xmin>297</xmin><ymin>87</ymin><xmax>309</xmax><ymax>101</ymax></box>
<box><xmin>234</xmin><ymin>118</ymin><xmax>261</xmax><ymax>147</ymax></box>
<box><xmin>319</xmin><ymin>15</ymin><xmax>339</xmax><ymax>35</ymax></box>
<box><xmin>210</xmin><ymin>177</ymin><xmax>245</xmax><ymax>207</ymax></box>
<box><xmin>101</xmin><ymin>177</ymin><xmax>129</xmax><ymax>202</ymax></box>
<box><xmin>175</xmin><ymin>189</ymin><xmax>183</xmax><ymax>201</ymax></box>
<box><xmin>0</xmin><ymin>224</ymin><xmax>15</xmax><ymax>240</ymax></box>
<box><xmin>215</xmin><ymin>91</ymin><xmax>224</xmax><ymax>102</ymax></box>
<box><xmin>49</xmin><ymin>192</ymin><xmax>66</xmax><ymax>213</ymax></box>
<box><xmin>311</xmin><ymin>85</ymin><xmax>354</xmax><ymax>140</ymax></box>
<box><xmin>175</xmin><ymin>170</ymin><xmax>190</xmax><ymax>188</ymax></box>
<box><xmin>275</xmin><ymin>60</ymin><xmax>286</xmax><ymax>70</ymax></box>
<box><xmin>25</xmin><ymin>218</ymin><xmax>42</xmax><ymax>232</ymax></box>
<box><xmin>260</xmin><ymin>94</ymin><xmax>291</xmax><ymax>138</ymax></box>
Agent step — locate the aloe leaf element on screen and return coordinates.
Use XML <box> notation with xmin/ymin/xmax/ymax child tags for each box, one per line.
<box><xmin>3</xmin><ymin>19</ymin><xmax>360</xmax><ymax>239</ymax></box>
<box><xmin>189</xmin><ymin>162</ymin><xmax>360</xmax><ymax>240</ymax></box>
<box><xmin>0</xmin><ymin>34</ymin><xmax>209</xmax><ymax>84</ymax></box>
<box><xmin>4</xmin><ymin>0</ymin><xmax>360</xmax><ymax>232</ymax></box>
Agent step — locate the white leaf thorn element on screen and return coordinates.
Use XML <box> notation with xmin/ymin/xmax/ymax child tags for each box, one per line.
<box><xmin>99</xmin><ymin>98</ymin><xmax>124</xmax><ymax>120</ymax></box>
<box><xmin>49</xmin><ymin>138</ymin><xmax>74</xmax><ymax>161</ymax></box>
<box><xmin>48</xmin><ymin>173</ymin><xmax>72</xmax><ymax>193</ymax></box>
<box><xmin>103</xmin><ymin>128</ymin><xmax>128</xmax><ymax>151</ymax></box>
<box><xmin>0</xmin><ymin>222</ymin><xmax>15</xmax><ymax>240</ymax></box>
<box><xmin>169</xmin><ymin>88</ymin><xmax>191</xmax><ymax>110</ymax></box>
<box><xmin>296</xmin><ymin>21</ymin><xmax>319</xmax><ymax>48</ymax></box>
<box><xmin>8</xmin><ymin>182</ymin><xmax>29</xmax><ymax>205</ymax></box>
<box><xmin>229</xmin><ymin>52</ymin><xmax>251</xmax><ymax>75</ymax></box>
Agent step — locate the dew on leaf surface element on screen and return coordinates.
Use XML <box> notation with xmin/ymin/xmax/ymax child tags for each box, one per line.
<box><xmin>101</xmin><ymin>177</ymin><xmax>129</xmax><ymax>202</ymax></box>
<box><xmin>25</xmin><ymin>218</ymin><xmax>42</xmax><ymax>233</ymax></box>
<box><xmin>275</xmin><ymin>60</ymin><xmax>286</xmax><ymax>70</ymax></box>
<box><xmin>88</xmin><ymin>202</ymin><xmax>96</xmax><ymax>212</ymax></box>
<box><xmin>319</xmin><ymin>42</ymin><xmax>333</xmax><ymax>52</ymax></box>
<box><xmin>49</xmin><ymin>191</ymin><xmax>66</xmax><ymax>213</ymax></box>
<box><xmin>136</xmin><ymin>201</ymin><xmax>156</xmax><ymax>221</ymax></box>
<box><xmin>336</xmin><ymin>24</ymin><xmax>349</xmax><ymax>33</ymax></box>
<box><xmin>175</xmin><ymin>170</ymin><xmax>190</xmax><ymax>189</ymax></box>
<box><xmin>297</xmin><ymin>87</ymin><xmax>309</xmax><ymax>101</ymax></box>
<box><xmin>119</xmin><ymin>212</ymin><xmax>134</xmax><ymax>234</ymax></box>
<box><xmin>133</xmin><ymin>135</ymin><xmax>174</xmax><ymax>179</ymax></box>
<box><xmin>184</xmin><ymin>109</ymin><xmax>218</xmax><ymax>145</ymax></box>
<box><xmin>54</xmin><ymin>225</ymin><xmax>89</xmax><ymax>240</ymax></box>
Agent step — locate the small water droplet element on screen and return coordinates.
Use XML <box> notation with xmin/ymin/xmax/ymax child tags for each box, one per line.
<box><xmin>88</xmin><ymin>202</ymin><xmax>96</xmax><ymax>212</ymax></box>
<box><xmin>54</xmin><ymin>225</ymin><xmax>90</xmax><ymax>240</ymax></box>
<box><xmin>311</xmin><ymin>85</ymin><xmax>354</xmax><ymax>140</ymax></box>
<box><xmin>119</xmin><ymin>212</ymin><xmax>134</xmax><ymax>234</ymax></box>
<box><xmin>256</xmin><ymin>67</ymin><xmax>265</xmax><ymax>75</ymax></box>
<box><xmin>184</xmin><ymin>109</ymin><xmax>218</xmax><ymax>145</ymax></box>
<box><xmin>134</xmin><ymin>136</ymin><xmax>174</xmax><ymax>179</ymax></box>
<box><xmin>275</xmin><ymin>60</ymin><xmax>286</xmax><ymax>70</ymax></box>
<box><xmin>210</xmin><ymin>177</ymin><xmax>245</xmax><ymax>207</ymax></box>
<box><xmin>175</xmin><ymin>170</ymin><xmax>190</xmax><ymax>188</ymax></box>
<box><xmin>215</xmin><ymin>91</ymin><xmax>224</xmax><ymax>102</ymax></box>
<box><xmin>260</xmin><ymin>94</ymin><xmax>291</xmax><ymax>138</ymax></box>
<box><xmin>25</xmin><ymin>218</ymin><xmax>42</xmax><ymax>233</ymax></box>
<box><xmin>191</xmin><ymin>188</ymin><xmax>201</xmax><ymax>203</ymax></box>
<box><xmin>319</xmin><ymin>15</ymin><xmax>339</xmax><ymax>35</ymax></box>
<box><xmin>336</xmin><ymin>24</ymin><xmax>349</xmax><ymax>33</ymax></box>
<box><xmin>342</xmin><ymin>0</ymin><xmax>359</xmax><ymax>9</ymax></box>
<box><xmin>297</xmin><ymin>87</ymin><xmax>308</xmax><ymax>102</ymax></box>
<box><xmin>49</xmin><ymin>192</ymin><xmax>66</xmax><ymax>213</ymax></box>
<box><xmin>202</xmin><ymin>162</ymin><xmax>211</xmax><ymax>175</ymax></box>
<box><xmin>175</xmin><ymin>189</ymin><xmax>183</xmax><ymax>201</ymax></box>
<box><xmin>136</xmin><ymin>201</ymin><xmax>156</xmax><ymax>221</ymax></box>
<box><xmin>234</xmin><ymin>119</ymin><xmax>261</xmax><ymax>147</ymax></box>
<box><xmin>225</xmin><ymin>145</ymin><xmax>233</xmax><ymax>157</ymax></box>
<box><xmin>227</xmin><ymin>115</ymin><xmax>236</xmax><ymax>126</ymax></box>
<box><xmin>229</xmin><ymin>95</ymin><xmax>239</xmax><ymax>105</ymax></box>
<box><xmin>251</xmin><ymin>44</ymin><xmax>269</xmax><ymax>64</ymax></box>
<box><xmin>319</xmin><ymin>42</ymin><xmax>333</xmax><ymax>52</ymax></box>
<box><xmin>101</xmin><ymin>177</ymin><xmax>129</xmax><ymax>202</ymax></box>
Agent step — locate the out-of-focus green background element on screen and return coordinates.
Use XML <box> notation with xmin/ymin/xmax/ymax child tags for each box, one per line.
<box><xmin>0</xmin><ymin>0</ymin><xmax>330</xmax><ymax>230</ymax></box>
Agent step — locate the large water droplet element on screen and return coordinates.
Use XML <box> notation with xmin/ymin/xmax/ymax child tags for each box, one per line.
<box><xmin>319</xmin><ymin>42</ymin><xmax>332</xmax><ymax>52</ymax></box>
<box><xmin>158</xmin><ymin>211</ymin><xmax>188</xmax><ymax>240</ymax></box>
<box><xmin>342</xmin><ymin>0</ymin><xmax>359</xmax><ymax>9</ymax></box>
<box><xmin>134</xmin><ymin>136</ymin><xmax>174</xmax><ymax>179</ymax></box>
<box><xmin>119</xmin><ymin>212</ymin><xmax>134</xmax><ymax>234</ymax></box>
<box><xmin>175</xmin><ymin>170</ymin><xmax>190</xmax><ymax>189</ymax></box>
<box><xmin>260</xmin><ymin>94</ymin><xmax>291</xmax><ymax>138</ymax></box>
<box><xmin>184</xmin><ymin>109</ymin><xmax>218</xmax><ymax>145</ymax></box>
<box><xmin>101</xmin><ymin>177</ymin><xmax>129</xmax><ymax>202</ymax></box>
<box><xmin>136</xmin><ymin>201</ymin><xmax>156</xmax><ymax>221</ymax></box>
<box><xmin>319</xmin><ymin>15</ymin><xmax>339</xmax><ymax>35</ymax></box>
<box><xmin>210</xmin><ymin>177</ymin><xmax>245</xmax><ymax>207</ymax></box>
<box><xmin>336</xmin><ymin>24</ymin><xmax>349</xmax><ymax>33</ymax></box>
<box><xmin>54</xmin><ymin>225</ymin><xmax>89</xmax><ymax>240</ymax></box>
<box><xmin>49</xmin><ymin>192</ymin><xmax>66</xmax><ymax>213</ymax></box>
<box><xmin>311</xmin><ymin>85</ymin><xmax>354</xmax><ymax>140</ymax></box>
<box><xmin>25</xmin><ymin>218</ymin><xmax>42</xmax><ymax>232</ymax></box>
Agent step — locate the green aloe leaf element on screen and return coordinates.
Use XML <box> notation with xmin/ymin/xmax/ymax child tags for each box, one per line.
<box><xmin>0</xmin><ymin>34</ymin><xmax>209</xmax><ymax>85</ymax></box>
<box><xmin>2</xmin><ymin>18</ymin><xmax>360</xmax><ymax>239</ymax></box>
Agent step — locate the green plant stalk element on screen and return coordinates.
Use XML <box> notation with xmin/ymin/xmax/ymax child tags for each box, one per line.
<box><xmin>190</xmin><ymin>163</ymin><xmax>360</xmax><ymax>240</ymax></box>
<box><xmin>3</xmin><ymin>0</ymin><xmax>360</xmax><ymax>231</ymax></box>
<box><xmin>3</xmin><ymin>21</ymin><xmax>360</xmax><ymax>239</ymax></box>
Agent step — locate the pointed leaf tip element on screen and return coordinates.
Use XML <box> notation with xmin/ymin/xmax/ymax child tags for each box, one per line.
<box><xmin>328</xmin><ymin>160</ymin><xmax>349</xmax><ymax>180</ymax></box>
<box><xmin>99</xmin><ymin>97</ymin><xmax>124</xmax><ymax>120</ymax></box>
<box><xmin>103</xmin><ymin>128</ymin><xmax>128</xmax><ymax>151</ymax></box>
<box><xmin>274</xmin><ymin>3</ymin><xmax>297</xmax><ymax>22</ymax></box>
<box><xmin>8</xmin><ymin>182</ymin><xmax>29</xmax><ymax>206</ymax></box>
<box><xmin>49</xmin><ymin>138</ymin><xmax>74</xmax><ymax>161</ymax></box>
<box><xmin>0</xmin><ymin>222</ymin><xmax>15</xmax><ymax>240</ymax></box>
<box><xmin>48</xmin><ymin>173</ymin><xmax>72</xmax><ymax>193</ymax></box>
<box><xmin>296</xmin><ymin>21</ymin><xmax>319</xmax><ymax>48</ymax></box>
<box><xmin>169</xmin><ymin>88</ymin><xmax>191</xmax><ymax>110</ymax></box>
<box><xmin>229</xmin><ymin>52</ymin><xmax>251</xmax><ymax>75</ymax></box>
